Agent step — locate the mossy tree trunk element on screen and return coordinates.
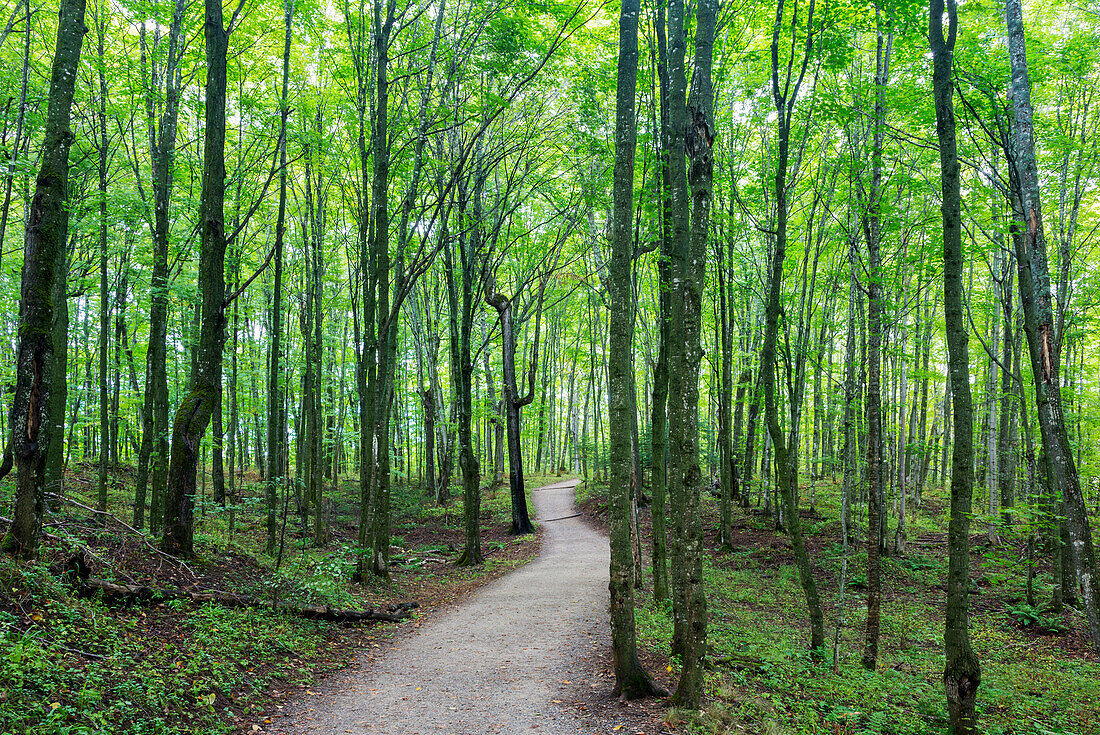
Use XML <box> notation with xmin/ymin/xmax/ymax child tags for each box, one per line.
<box><xmin>647</xmin><ymin>0</ymin><xmax>671</xmax><ymax>605</ymax></box>
<box><xmin>3</xmin><ymin>0</ymin><xmax>86</xmax><ymax>560</ymax></box>
<box><xmin>609</xmin><ymin>0</ymin><xmax>663</xmax><ymax>699</ymax></box>
<box><xmin>1005</xmin><ymin>0</ymin><xmax>1100</xmax><ymax>657</ymax></box>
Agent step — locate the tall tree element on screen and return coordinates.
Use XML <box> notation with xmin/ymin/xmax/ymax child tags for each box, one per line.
<box><xmin>133</xmin><ymin>0</ymin><xmax>187</xmax><ymax>533</ymax></box>
<box><xmin>95</xmin><ymin>0</ymin><xmax>111</xmax><ymax>523</ymax></box>
<box><xmin>1004</xmin><ymin>0</ymin><xmax>1100</xmax><ymax>655</ymax></box>
<box><xmin>608</xmin><ymin>0</ymin><xmax>663</xmax><ymax>699</ymax></box>
<box><xmin>648</xmin><ymin>0</ymin><xmax>672</xmax><ymax>605</ymax></box>
<box><xmin>266</xmin><ymin>0</ymin><xmax>294</xmax><ymax>554</ymax></box>
<box><xmin>2</xmin><ymin>0</ymin><xmax>87</xmax><ymax>559</ymax></box>
<box><xmin>761</xmin><ymin>0</ymin><xmax>825</xmax><ymax>661</ymax></box>
<box><xmin>162</xmin><ymin>0</ymin><xmax>233</xmax><ymax>556</ymax></box>
<box><xmin>861</xmin><ymin>11</ymin><xmax>892</xmax><ymax>672</ymax></box>
<box><xmin>666</xmin><ymin>0</ymin><xmax>715</xmax><ymax>706</ymax></box>
<box><xmin>931</xmin><ymin>0</ymin><xmax>981</xmax><ymax>729</ymax></box>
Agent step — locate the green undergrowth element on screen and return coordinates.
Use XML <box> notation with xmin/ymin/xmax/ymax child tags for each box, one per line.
<box><xmin>0</xmin><ymin>554</ymin><xmax>340</xmax><ymax>735</ymax></box>
<box><xmin>0</xmin><ymin>465</ymin><xmax>546</xmax><ymax>734</ymax></box>
<box><xmin>601</xmin><ymin>476</ymin><xmax>1100</xmax><ymax>735</ymax></box>
<box><xmin>639</xmin><ymin>559</ymin><xmax>1099</xmax><ymax>734</ymax></box>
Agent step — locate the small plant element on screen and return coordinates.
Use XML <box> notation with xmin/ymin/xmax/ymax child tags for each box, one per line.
<box><xmin>899</xmin><ymin>555</ymin><xmax>938</xmax><ymax>572</ymax></box>
<box><xmin>1006</xmin><ymin>602</ymin><xmax>1068</xmax><ymax>635</ymax></box>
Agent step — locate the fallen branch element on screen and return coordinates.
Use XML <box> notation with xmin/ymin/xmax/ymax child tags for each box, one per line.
<box><xmin>541</xmin><ymin>513</ymin><xmax>582</xmax><ymax>523</ymax></box>
<box><xmin>44</xmin><ymin>492</ymin><xmax>196</xmax><ymax>580</ymax></box>
<box><xmin>706</xmin><ymin>654</ymin><xmax>765</xmax><ymax>672</ymax></box>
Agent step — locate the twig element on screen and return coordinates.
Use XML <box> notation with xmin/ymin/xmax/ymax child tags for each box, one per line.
<box><xmin>540</xmin><ymin>513</ymin><xmax>582</xmax><ymax>523</ymax></box>
<box><xmin>44</xmin><ymin>494</ymin><xmax>196</xmax><ymax>580</ymax></box>
<box><xmin>55</xmin><ymin>643</ymin><xmax>106</xmax><ymax>660</ymax></box>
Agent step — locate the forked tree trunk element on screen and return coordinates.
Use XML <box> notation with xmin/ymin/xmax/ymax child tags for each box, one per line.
<box><xmin>485</xmin><ymin>288</ymin><xmax>539</xmax><ymax>535</ymax></box>
<box><xmin>134</xmin><ymin>1</ymin><xmax>184</xmax><ymax>533</ymax></box>
<box><xmin>761</xmin><ymin>0</ymin><xmax>824</xmax><ymax>665</ymax></box>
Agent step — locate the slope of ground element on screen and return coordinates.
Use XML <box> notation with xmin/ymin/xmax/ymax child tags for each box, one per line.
<box><xmin>578</xmin><ymin>477</ymin><xmax>1100</xmax><ymax>735</ymax></box>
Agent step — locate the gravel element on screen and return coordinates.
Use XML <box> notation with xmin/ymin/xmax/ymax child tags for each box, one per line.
<box><xmin>270</xmin><ymin>479</ymin><xmax>611</xmax><ymax>735</ymax></box>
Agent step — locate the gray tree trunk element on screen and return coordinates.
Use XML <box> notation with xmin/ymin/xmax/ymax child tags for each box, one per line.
<box><xmin>1005</xmin><ymin>0</ymin><xmax>1100</xmax><ymax>656</ymax></box>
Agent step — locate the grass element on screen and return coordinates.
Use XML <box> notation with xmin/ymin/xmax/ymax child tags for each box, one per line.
<box><xmin>0</xmin><ymin>463</ymin><xmax>547</xmax><ymax>734</ymax></box>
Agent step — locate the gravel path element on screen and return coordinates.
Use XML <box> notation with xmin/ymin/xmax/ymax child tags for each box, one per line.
<box><xmin>272</xmin><ymin>479</ymin><xmax>611</xmax><ymax>735</ymax></box>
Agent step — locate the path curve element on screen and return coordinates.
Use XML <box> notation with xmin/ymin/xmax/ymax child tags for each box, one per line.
<box><xmin>272</xmin><ymin>479</ymin><xmax>610</xmax><ymax>734</ymax></box>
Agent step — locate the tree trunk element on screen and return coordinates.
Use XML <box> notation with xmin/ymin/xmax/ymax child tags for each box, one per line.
<box><xmin>44</xmin><ymin>238</ymin><xmax>71</xmax><ymax>509</ymax></box>
<box><xmin>161</xmin><ymin>0</ymin><xmax>229</xmax><ymax>557</ymax></box>
<box><xmin>486</xmin><ymin>291</ymin><xmax>536</xmax><ymax>535</ymax></box>
<box><xmin>1005</xmin><ymin>0</ymin><xmax>1100</xmax><ymax>655</ymax></box>
<box><xmin>716</xmin><ymin>237</ymin><xmax>733</xmax><ymax>549</ymax></box>
<box><xmin>96</xmin><ymin>3</ymin><xmax>110</xmax><ymax>522</ymax></box>
<box><xmin>647</xmin><ymin>0</ymin><xmax>672</xmax><ymax>604</ymax></box>
<box><xmin>608</xmin><ymin>0</ymin><xmax>663</xmax><ymax>697</ymax></box>
<box><xmin>134</xmin><ymin>2</ymin><xmax>184</xmax><ymax>533</ymax></box>
<box><xmin>932</xmin><ymin>0</ymin><xmax>982</xmax><ymax>728</ymax></box>
<box><xmin>3</xmin><ymin>0</ymin><xmax>86</xmax><ymax>560</ymax></box>
<box><xmin>665</xmin><ymin>0</ymin><xmax>715</xmax><ymax>706</ymax></box>
<box><xmin>761</xmin><ymin>0</ymin><xmax>824</xmax><ymax>665</ymax></box>
<box><xmin>861</xmin><ymin>15</ymin><xmax>891</xmax><ymax>671</ymax></box>
<box><xmin>265</xmin><ymin>0</ymin><xmax>294</xmax><ymax>554</ymax></box>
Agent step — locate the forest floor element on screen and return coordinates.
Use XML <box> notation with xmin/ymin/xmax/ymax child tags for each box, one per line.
<box><xmin>4</xmin><ymin>463</ymin><xmax>1100</xmax><ymax>735</ymax></box>
<box><xmin>266</xmin><ymin>478</ymin><xmax>636</xmax><ymax>735</ymax></box>
<box><xmin>578</xmin><ymin>478</ymin><xmax>1100</xmax><ymax>735</ymax></box>
<box><xmin>0</xmin><ymin>463</ymin><xmax>542</xmax><ymax>735</ymax></box>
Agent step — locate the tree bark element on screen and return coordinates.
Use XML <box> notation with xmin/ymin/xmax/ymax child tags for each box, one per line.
<box><xmin>1005</xmin><ymin>0</ymin><xmax>1100</xmax><ymax>656</ymax></box>
<box><xmin>861</xmin><ymin>14</ymin><xmax>891</xmax><ymax>671</ymax></box>
<box><xmin>264</xmin><ymin>0</ymin><xmax>294</xmax><ymax>554</ymax></box>
<box><xmin>3</xmin><ymin>0</ymin><xmax>86</xmax><ymax>560</ymax></box>
<box><xmin>647</xmin><ymin>0</ymin><xmax>672</xmax><ymax>605</ymax></box>
<box><xmin>932</xmin><ymin>0</ymin><xmax>981</xmax><ymax>728</ymax></box>
<box><xmin>161</xmin><ymin>0</ymin><xmax>229</xmax><ymax>557</ymax></box>
<box><xmin>135</xmin><ymin>0</ymin><xmax>185</xmax><ymax>534</ymax></box>
<box><xmin>761</xmin><ymin>0</ymin><xmax>824</xmax><ymax>664</ymax></box>
<box><xmin>609</xmin><ymin>0</ymin><xmax>663</xmax><ymax>699</ymax></box>
<box><xmin>485</xmin><ymin>287</ymin><xmax>539</xmax><ymax>535</ymax></box>
<box><xmin>716</xmin><ymin>237</ymin><xmax>733</xmax><ymax>549</ymax></box>
<box><xmin>96</xmin><ymin>2</ymin><xmax>110</xmax><ymax>523</ymax></box>
<box><xmin>665</xmin><ymin>0</ymin><xmax>715</xmax><ymax>706</ymax></box>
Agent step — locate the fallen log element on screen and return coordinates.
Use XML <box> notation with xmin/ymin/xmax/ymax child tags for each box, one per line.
<box><xmin>78</xmin><ymin>576</ymin><xmax>417</xmax><ymax>622</ymax></box>
<box><xmin>54</xmin><ymin>549</ymin><xmax>417</xmax><ymax>623</ymax></box>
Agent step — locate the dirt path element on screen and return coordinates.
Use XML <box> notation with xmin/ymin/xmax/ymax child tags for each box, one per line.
<box><xmin>270</xmin><ymin>479</ymin><xmax>611</xmax><ymax>734</ymax></box>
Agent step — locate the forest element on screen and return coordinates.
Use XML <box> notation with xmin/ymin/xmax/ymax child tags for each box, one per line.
<box><xmin>1</xmin><ymin>0</ymin><xmax>1100</xmax><ymax>732</ymax></box>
